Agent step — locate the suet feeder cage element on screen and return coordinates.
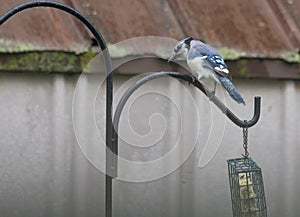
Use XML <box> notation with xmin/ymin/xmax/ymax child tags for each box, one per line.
<box><xmin>227</xmin><ymin>157</ymin><xmax>267</xmax><ymax>217</ymax></box>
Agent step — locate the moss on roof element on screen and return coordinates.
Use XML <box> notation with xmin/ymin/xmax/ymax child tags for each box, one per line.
<box><xmin>0</xmin><ymin>50</ymin><xmax>97</xmax><ymax>73</ymax></box>
<box><xmin>0</xmin><ymin>39</ymin><xmax>42</xmax><ymax>53</ymax></box>
<box><xmin>280</xmin><ymin>50</ymin><xmax>300</xmax><ymax>63</ymax></box>
<box><xmin>0</xmin><ymin>42</ymin><xmax>299</xmax><ymax>74</ymax></box>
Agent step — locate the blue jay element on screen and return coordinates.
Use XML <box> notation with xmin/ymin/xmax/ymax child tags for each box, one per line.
<box><xmin>168</xmin><ymin>37</ymin><xmax>245</xmax><ymax>105</ymax></box>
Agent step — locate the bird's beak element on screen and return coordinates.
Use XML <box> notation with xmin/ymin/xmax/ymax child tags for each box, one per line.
<box><xmin>168</xmin><ymin>52</ymin><xmax>178</xmax><ymax>63</ymax></box>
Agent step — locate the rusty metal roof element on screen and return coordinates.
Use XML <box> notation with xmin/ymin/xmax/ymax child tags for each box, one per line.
<box><xmin>1</xmin><ymin>0</ymin><xmax>299</xmax><ymax>55</ymax></box>
<box><xmin>168</xmin><ymin>0</ymin><xmax>300</xmax><ymax>59</ymax></box>
<box><xmin>0</xmin><ymin>0</ymin><xmax>91</xmax><ymax>53</ymax></box>
<box><xmin>0</xmin><ymin>0</ymin><xmax>299</xmax><ymax>75</ymax></box>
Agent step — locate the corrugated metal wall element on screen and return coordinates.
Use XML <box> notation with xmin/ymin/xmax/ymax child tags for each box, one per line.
<box><xmin>0</xmin><ymin>72</ymin><xmax>299</xmax><ymax>217</ymax></box>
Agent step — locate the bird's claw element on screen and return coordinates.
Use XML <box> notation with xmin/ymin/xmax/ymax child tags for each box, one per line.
<box><xmin>207</xmin><ymin>90</ymin><xmax>215</xmax><ymax>100</ymax></box>
<box><xmin>188</xmin><ymin>75</ymin><xmax>196</xmax><ymax>85</ymax></box>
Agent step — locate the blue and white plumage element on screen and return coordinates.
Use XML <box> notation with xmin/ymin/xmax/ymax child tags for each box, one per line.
<box><xmin>168</xmin><ymin>37</ymin><xmax>245</xmax><ymax>105</ymax></box>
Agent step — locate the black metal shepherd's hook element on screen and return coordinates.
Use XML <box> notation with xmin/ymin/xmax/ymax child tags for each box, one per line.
<box><xmin>0</xmin><ymin>1</ymin><xmax>114</xmax><ymax>217</ymax></box>
<box><xmin>1</xmin><ymin>2</ymin><xmax>261</xmax><ymax>217</ymax></box>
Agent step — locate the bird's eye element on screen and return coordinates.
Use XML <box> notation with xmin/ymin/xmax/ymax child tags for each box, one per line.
<box><xmin>174</xmin><ymin>44</ymin><xmax>182</xmax><ymax>52</ymax></box>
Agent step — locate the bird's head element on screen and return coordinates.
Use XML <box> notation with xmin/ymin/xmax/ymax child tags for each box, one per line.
<box><xmin>168</xmin><ymin>37</ymin><xmax>193</xmax><ymax>62</ymax></box>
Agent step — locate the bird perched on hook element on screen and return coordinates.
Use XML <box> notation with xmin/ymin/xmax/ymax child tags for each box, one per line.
<box><xmin>168</xmin><ymin>37</ymin><xmax>245</xmax><ymax>105</ymax></box>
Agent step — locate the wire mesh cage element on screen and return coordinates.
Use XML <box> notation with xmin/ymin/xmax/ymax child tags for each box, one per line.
<box><xmin>227</xmin><ymin>157</ymin><xmax>267</xmax><ymax>217</ymax></box>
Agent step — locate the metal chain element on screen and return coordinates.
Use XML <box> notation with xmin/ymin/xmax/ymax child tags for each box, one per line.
<box><xmin>242</xmin><ymin>120</ymin><xmax>249</xmax><ymax>158</ymax></box>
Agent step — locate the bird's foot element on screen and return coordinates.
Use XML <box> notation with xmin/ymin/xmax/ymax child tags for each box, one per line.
<box><xmin>207</xmin><ymin>90</ymin><xmax>215</xmax><ymax>100</ymax></box>
<box><xmin>188</xmin><ymin>75</ymin><xmax>197</xmax><ymax>85</ymax></box>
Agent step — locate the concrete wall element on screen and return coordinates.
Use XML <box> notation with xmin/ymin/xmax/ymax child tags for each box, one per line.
<box><xmin>0</xmin><ymin>72</ymin><xmax>299</xmax><ymax>217</ymax></box>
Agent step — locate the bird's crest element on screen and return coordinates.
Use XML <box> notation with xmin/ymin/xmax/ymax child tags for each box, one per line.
<box><xmin>180</xmin><ymin>37</ymin><xmax>193</xmax><ymax>46</ymax></box>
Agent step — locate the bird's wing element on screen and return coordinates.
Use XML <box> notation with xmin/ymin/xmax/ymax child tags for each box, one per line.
<box><xmin>189</xmin><ymin>43</ymin><xmax>232</xmax><ymax>80</ymax></box>
<box><xmin>205</xmin><ymin>55</ymin><xmax>232</xmax><ymax>80</ymax></box>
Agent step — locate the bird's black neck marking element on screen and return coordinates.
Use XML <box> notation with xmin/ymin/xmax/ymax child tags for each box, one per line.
<box><xmin>184</xmin><ymin>37</ymin><xmax>193</xmax><ymax>46</ymax></box>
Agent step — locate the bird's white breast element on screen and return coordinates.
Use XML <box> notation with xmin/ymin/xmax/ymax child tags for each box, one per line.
<box><xmin>187</xmin><ymin>57</ymin><xmax>219</xmax><ymax>82</ymax></box>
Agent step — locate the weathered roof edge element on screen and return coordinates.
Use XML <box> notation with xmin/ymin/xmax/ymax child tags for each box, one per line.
<box><xmin>108</xmin><ymin>45</ymin><xmax>300</xmax><ymax>63</ymax></box>
<box><xmin>0</xmin><ymin>51</ymin><xmax>299</xmax><ymax>80</ymax></box>
<box><xmin>112</xmin><ymin>56</ymin><xmax>300</xmax><ymax>80</ymax></box>
<box><xmin>1</xmin><ymin>40</ymin><xmax>299</xmax><ymax>63</ymax></box>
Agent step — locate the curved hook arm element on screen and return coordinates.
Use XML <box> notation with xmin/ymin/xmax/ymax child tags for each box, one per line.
<box><xmin>113</xmin><ymin>71</ymin><xmax>261</xmax><ymax>131</ymax></box>
<box><xmin>0</xmin><ymin>0</ymin><xmax>114</xmax><ymax>163</ymax></box>
<box><xmin>112</xmin><ymin>71</ymin><xmax>261</xmax><ymax>175</ymax></box>
<box><xmin>0</xmin><ymin>0</ymin><xmax>114</xmax><ymax>122</ymax></box>
<box><xmin>0</xmin><ymin>1</ymin><xmax>113</xmax><ymax>122</ymax></box>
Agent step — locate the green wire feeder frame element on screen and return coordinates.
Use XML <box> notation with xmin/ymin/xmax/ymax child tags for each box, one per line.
<box><xmin>227</xmin><ymin>158</ymin><xmax>267</xmax><ymax>217</ymax></box>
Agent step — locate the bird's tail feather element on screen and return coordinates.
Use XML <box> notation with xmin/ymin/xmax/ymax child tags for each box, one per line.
<box><xmin>218</xmin><ymin>77</ymin><xmax>245</xmax><ymax>105</ymax></box>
